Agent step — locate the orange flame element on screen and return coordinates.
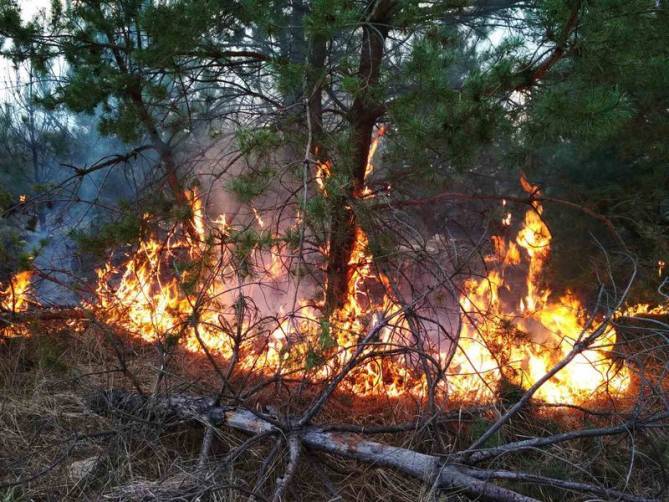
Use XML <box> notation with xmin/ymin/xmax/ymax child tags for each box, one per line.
<box><xmin>89</xmin><ymin>155</ymin><xmax>637</xmax><ymax>404</ymax></box>
<box><xmin>450</xmin><ymin>178</ymin><xmax>630</xmax><ymax>403</ymax></box>
<box><xmin>0</xmin><ymin>271</ymin><xmax>32</xmax><ymax>313</ymax></box>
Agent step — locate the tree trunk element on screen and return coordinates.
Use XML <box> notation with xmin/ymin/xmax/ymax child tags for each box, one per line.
<box><xmin>324</xmin><ymin>0</ymin><xmax>393</xmax><ymax>315</ymax></box>
<box><xmin>99</xmin><ymin>18</ymin><xmax>199</xmax><ymax>242</ymax></box>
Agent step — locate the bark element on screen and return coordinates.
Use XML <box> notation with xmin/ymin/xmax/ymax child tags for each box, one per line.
<box><xmin>305</xmin><ymin>29</ymin><xmax>327</xmax><ymax>156</ymax></box>
<box><xmin>97</xmin><ymin>15</ymin><xmax>199</xmax><ymax>242</ymax></box>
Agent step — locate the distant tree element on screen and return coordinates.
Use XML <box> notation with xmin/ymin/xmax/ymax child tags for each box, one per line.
<box><xmin>0</xmin><ymin>0</ymin><xmax>271</xmax><ymax>240</ymax></box>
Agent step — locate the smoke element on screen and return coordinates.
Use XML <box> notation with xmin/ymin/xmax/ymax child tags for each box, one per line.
<box><xmin>192</xmin><ymin>129</ymin><xmax>322</xmax><ymax>322</ymax></box>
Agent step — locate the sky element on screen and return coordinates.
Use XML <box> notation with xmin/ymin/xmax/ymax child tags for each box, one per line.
<box><xmin>0</xmin><ymin>1</ymin><xmax>57</xmax><ymax>101</ymax></box>
<box><xmin>19</xmin><ymin>0</ymin><xmax>51</xmax><ymax>19</ymax></box>
<box><xmin>20</xmin><ymin>0</ymin><xmax>53</xmax><ymax>20</ymax></box>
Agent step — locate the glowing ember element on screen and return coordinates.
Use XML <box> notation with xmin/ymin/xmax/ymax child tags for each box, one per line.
<box><xmin>502</xmin><ymin>212</ymin><xmax>512</xmax><ymax>226</ymax></box>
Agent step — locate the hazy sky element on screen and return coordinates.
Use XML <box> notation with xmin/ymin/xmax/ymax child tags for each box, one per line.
<box><xmin>0</xmin><ymin>1</ymin><xmax>56</xmax><ymax>101</ymax></box>
<box><xmin>20</xmin><ymin>0</ymin><xmax>53</xmax><ymax>21</ymax></box>
<box><xmin>19</xmin><ymin>0</ymin><xmax>51</xmax><ymax>19</ymax></box>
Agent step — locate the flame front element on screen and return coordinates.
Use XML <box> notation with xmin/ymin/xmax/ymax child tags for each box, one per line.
<box><xmin>0</xmin><ymin>271</ymin><xmax>33</xmax><ymax>338</ymax></box>
<box><xmin>450</xmin><ymin>178</ymin><xmax>630</xmax><ymax>403</ymax></box>
<box><xmin>87</xmin><ymin>148</ymin><xmax>636</xmax><ymax>404</ymax></box>
<box><xmin>91</xmin><ymin>192</ymin><xmax>234</xmax><ymax>358</ymax></box>
<box><xmin>1</xmin><ymin>271</ymin><xmax>32</xmax><ymax>313</ymax></box>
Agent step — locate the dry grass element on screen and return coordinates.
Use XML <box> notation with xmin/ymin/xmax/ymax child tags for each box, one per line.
<box><xmin>0</xmin><ymin>326</ymin><xmax>428</xmax><ymax>501</ymax></box>
<box><xmin>0</xmin><ymin>323</ymin><xmax>666</xmax><ymax>501</ymax></box>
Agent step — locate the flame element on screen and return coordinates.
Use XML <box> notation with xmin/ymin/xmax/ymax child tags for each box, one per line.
<box><xmin>619</xmin><ymin>302</ymin><xmax>669</xmax><ymax>317</ymax></box>
<box><xmin>252</xmin><ymin>207</ymin><xmax>265</xmax><ymax>228</ymax></box>
<box><xmin>1</xmin><ymin>271</ymin><xmax>32</xmax><ymax>312</ymax></box>
<box><xmin>315</xmin><ymin>160</ymin><xmax>332</xmax><ymax>193</ymax></box>
<box><xmin>88</xmin><ymin>186</ymin><xmax>421</xmax><ymax>398</ymax></box>
<box><xmin>91</xmin><ymin>192</ymin><xmax>234</xmax><ymax>357</ymax></box>
<box><xmin>214</xmin><ymin>213</ymin><xmax>228</xmax><ymax>231</ymax></box>
<box><xmin>88</xmin><ymin>153</ymin><xmax>636</xmax><ymax>404</ymax></box>
<box><xmin>450</xmin><ymin>178</ymin><xmax>630</xmax><ymax>403</ymax></box>
<box><xmin>311</xmin><ymin>124</ymin><xmax>427</xmax><ymax>396</ymax></box>
<box><xmin>360</xmin><ymin>125</ymin><xmax>386</xmax><ymax>198</ymax></box>
<box><xmin>364</xmin><ymin>125</ymin><xmax>386</xmax><ymax>181</ymax></box>
<box><xmin>185</xmin><ymin>188</ymin><xmax>206</xmax><ymax>241</ymax></box>
<box><xmin>0</xmin><ymin>271</ymin><xmax>33</xmax><ymax>338</ymax></box>
<box><xmin>659</xmin><ymin>260</ymin><xmax>666</xmax><ymax>277</ymax></box>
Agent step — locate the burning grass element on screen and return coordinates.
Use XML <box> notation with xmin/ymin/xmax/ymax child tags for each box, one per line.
<box><xmin>0</xmin><ymin>322</ymin><xmax>666</xmax><ymax>501</ymax></box>
<box><xmin>0</xmin><ymin>169</ymin><xmax>664</xmax><ymax>409</ymax></box>
<box><xmin>45</xmin><ymin>189</ymin><xmax>647</xmax><ymax>406</ymax></box>
<box><xmin>1</xmin><ymin>135</ymin><xmax>668</xmax><ymax>499</ymax></box>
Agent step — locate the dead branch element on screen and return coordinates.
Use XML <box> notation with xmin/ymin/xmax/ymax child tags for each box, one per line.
<box><xmin>91</xmin><ymin>390</ymin><xmax>660</xmax><ymax>502</ymax></box>
<box><xmin>457</xmin><ymin>466</ymin><xmax>653</xmax><ymax>502</ymax></box>
<box><xmin>271</xmin><ymin>434</ymin><xmax>301</xmax><ymax>502</ymax></box>
<box><xmin>459</xmin><ymin>412</ymin><xmax>669</xmax><ymax>464</ymax></box>
<box><xmin>1</xmin><ymin>307</ymin><xmax>86</xmax><ymax>322</ymax></box>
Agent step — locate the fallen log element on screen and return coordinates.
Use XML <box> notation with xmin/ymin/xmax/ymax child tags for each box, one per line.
<box><xmin>90</xmin><ymin>390</ymin><xmax>657</xmax><ymax>502</ymax></box>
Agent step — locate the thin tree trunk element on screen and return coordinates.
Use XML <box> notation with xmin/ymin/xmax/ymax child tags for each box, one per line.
<box><xmin>99</xmin><ymin>17</ymin><xmax>199</xmax><ymax>242</ymax></box>
<box><xmin>324</xmin><ymin>0</ymin><xmax>394</xmax><ymax>315</ymax></box>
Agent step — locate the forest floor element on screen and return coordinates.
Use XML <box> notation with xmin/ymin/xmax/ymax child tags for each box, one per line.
<box><xmin>0</xmin><ymin>325</ymin><xmax>666</xmax><ymax>501</ymax></box>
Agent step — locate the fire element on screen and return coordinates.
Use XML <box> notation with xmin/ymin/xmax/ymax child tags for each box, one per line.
<box><xmin>0</xmin><ymin>125</ymin><xmax>660</xmax><ymax>408</ymax></box>
<box><xmin>86</xmin><ymin>139</ymin><xmax>635</xmax><ymax>405</ymax></box>
<box><xmin>0</xmin><ymin>271</ymin><xmax>32</xmax><ymax>313</ymax></box>
<box><xmin>309</xmin><ymin>125</ymin><xmax>427</xmax><ymax>396</ymax></box>
<box><xmin>252</xmin><ymin>207</ymin><xmax>265</xmax><ymax>228</ymax></box>
<box><xmin>0</xmin><ymin>271</ymin><xmax>33</xmax><ymax>338</ymax></box>
<box><xmin>91</xmin><ymin>191</ymin><xmax>234</xmax><ymax>357</ymax></box>
<box><xmin>619</xmin><ymin>302</ymin><xmax>669</xmax><ymax>317</ymax></box>
<box><xmin>450</xmin><ymin>178</ymin><xmax>630</xmax><ymax>403</ymax></box>
<box><xmin>185</xmin><ymin>188</ymin><xmax>205</xmax><ymax>240</ymax></box>
<box><xmin>315</xmin><ymin>159</ymin><xmax>332</xmax><ymax>193</ymax></box>
<box><xmin>88</xmin><ymin>186</ymin><xmax>422</xmax><ymax>397</ymax></box>
<box><xmin>361</xmin><ymin>125</ymin><xmax>386</xmax><ymax>198</ymax></box>
<box><xmin>317</xmin><ymin>128</ymin><xmax>426</xmax><ymax>395</ymax></box>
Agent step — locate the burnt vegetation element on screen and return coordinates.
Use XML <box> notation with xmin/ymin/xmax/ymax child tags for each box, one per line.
<box><xmin>0</xmin><ymin>1</ymin><xmax>668</xmax><ymax>501</ymax></box>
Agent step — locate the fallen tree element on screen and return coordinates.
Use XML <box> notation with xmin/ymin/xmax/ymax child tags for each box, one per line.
<box><xmin>91</xmin><ymin>390</ymin><xmax>662</xmax><ymax>502</ymax></box>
